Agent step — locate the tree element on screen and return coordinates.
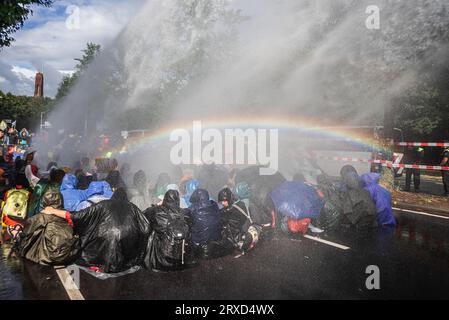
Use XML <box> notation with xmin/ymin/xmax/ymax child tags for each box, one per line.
<box><xmin>54</xmin><ymin>73</ymin><xmax>77</xmax><ymax>101</ymax></box>
<box><xmin>395</xmin><ymin>62</ymin><xmax>449</xmax><ymax>141</ymax></box>
<box><xmin>74</xmin><ymin>42</ymin><xmax>101</xmax><ymax>74</ymax></box>
<box><xmin>0</xmin><ymin>90</ymin><xmax>54</xmax><ymax>129</ymax></box>
<box><xmin>0</xmin><ymin>0</ymin><xmax>53</xmax><ymax>48</ymax></box>
<box><xmin>55</xmin><ymin>42</ymin><xmax>101</xmax><ymax>101</ymax></box>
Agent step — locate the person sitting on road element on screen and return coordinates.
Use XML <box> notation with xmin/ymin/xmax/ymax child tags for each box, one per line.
<box><xmin>166</xmin><ymin>184</ymin><xmax>188</xmax><ymax>208</ymax></box>
<box><xmin>269</xmin><ymin>180</ymin><xmax>324</xmax><ymax>236</ymax></box>
<box><xmin>105</xmin><ymin>159</ymin><xmax>127</xmax><ymax>192</ymax></box>
<box><xmin>181</xmin><ymin>179</ymin><xmax>199</xmax><ymax>208</ymax></box>
<box><xmin>60</xmin><ymin>174</ymin><xmax>88</xmax><ymax>211</ymax></box>
<box><xmin>218</xmin><ymin>187</ymin><xmax>261</xmax><ymax>254</ymax></box>
<box><xmin>360</xmin><ymin>173</ymin><xmax>396</xmax><ymax>227</ymax></box>
<box><xmin>24</xmin><ymin>150</ymin><xmax>40</xmax><ymax>188</ymax></box>
<box><xmin>143</xmin><ymin>189</ymin><xmax>194</xmax><ymax>271</ymax></box>
<box><xmin>339</xmin><ymin>165</ymin><xmax>378</xmax><ymax>231</ymax></box>
<box><xmin>188</xmin><ymin>188</ymin><xmax>232</xmax><ymax>259</ymax></box>
<box><xmin>128</xmin><ymin>170</ymin><xmax>151</xmax><ymax>211</ymax></box>
<box><xmin>75</xmin><ymin>180</ymin><xmax>114</xmax><ymax>211</ymax></box>
<box><xmin>11</xmin><ymin>187</ymin><xmax>80</xmax><ymax>266</ymax></box>
<box><xmin>42</xmin><ymin>189</ymin><xmax>150</xmax><ymax>273</ymax></box>
<box><xmin>28</xmin><ymin>168</ymin><xmax>66</xmax><ymax>218</ymax></box>
<box><xmin>76</xmin><ymin>157</ymin><xmax>96</xmax><ymax>190</ymax></box>
<box><xmin>314</xmin><ymin>174</ymin><xmax>344</xmax><ymax>232</ymax></box>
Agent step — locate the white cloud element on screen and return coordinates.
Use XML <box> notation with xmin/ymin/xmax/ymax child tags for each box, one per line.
<box><xmin>59</xmin><ymin>70</ymin><xmax>75</xmax><ymax>75</ymax></box>
<box><xmin>12</xmin><ymin>66</ymin><xmax>37</xmax><ymax>80</ymax></box>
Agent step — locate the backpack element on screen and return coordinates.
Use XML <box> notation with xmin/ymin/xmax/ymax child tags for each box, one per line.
<box><xmin>317</xmin><ymin>201</ymin><xmax>342</xmax><ymax>231</ymax></box>
<box><xmin>2</xmin><ymin>188</ymin><xmax>30</xmax><ymax>221</ymax></box>
<box><xmin>280</xmin><ymin>216</ymin><xmax>311</xmax><ymax>234</ymax></box>
<box><xmin>231</xmin><ymin>203</ymin><xmax>262</xmax><ymax>251</ymax></box>
<box><xmin>288</xmin><ymin>218</ymin><xmax>311</xmax><ymax>234</ymax></box>
<box><xmin>162</xmin><ymin>213</ymin><xmax>190</xmax><ymax>266</ymax></box>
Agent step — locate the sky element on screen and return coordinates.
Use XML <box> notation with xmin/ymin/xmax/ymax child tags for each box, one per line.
<box><xmin>0</xmin><ymin>0</ymin><xmax>268</xmax><ymax>98</ymax></box>
<box><xmin>0</xmin><ymin>0</ymin><xmax>145</xmax><ymax>97</ymax></box>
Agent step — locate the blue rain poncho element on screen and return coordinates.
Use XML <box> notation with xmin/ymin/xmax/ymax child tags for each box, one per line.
<box><xmin>270</xmin><ymin>181</ymin><xmax>324</xmax><ymax>220</ymax></box>
<box><xmin>60</xmin><ymin>174</ymin><xmax>88</xmax><ymax>211</ymax></box>
<box><xmin>75</xmin><ymin>181</ymin><xmax>114</xmax><ymax>211</ymax></box>
<box><xmin>360</xmin><ymin>173</ymin><xmax>396</xmax><ymax>227</ymax></box>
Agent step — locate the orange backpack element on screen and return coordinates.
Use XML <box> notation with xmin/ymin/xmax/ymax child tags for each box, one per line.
<box><xmin>287</xmin><ymin>218</ymin><xmax>311</xmax><ymax>234</ymax></box>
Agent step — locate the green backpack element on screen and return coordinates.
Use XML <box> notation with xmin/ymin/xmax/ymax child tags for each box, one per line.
<box><xmin>2</xmin><ymin>188</ymin><xmax>30</xmax><ymax>221</ymax></box>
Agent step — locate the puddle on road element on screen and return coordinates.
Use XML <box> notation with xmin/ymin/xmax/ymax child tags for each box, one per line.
<box><xmin>395</xmin><ymin>223</ymin><xmax>449</xmax><ymax>258</ymax></box>
<box><xmin>0</xmin><ymin>244</ymin><xmax>23</xmax><ymax>300</ymax></box>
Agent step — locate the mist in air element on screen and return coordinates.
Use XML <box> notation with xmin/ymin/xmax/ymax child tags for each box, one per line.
<box><xmin>41</xmin><ymin>0</ymin><xmax>449</xmax><ymax>176</ymax></box>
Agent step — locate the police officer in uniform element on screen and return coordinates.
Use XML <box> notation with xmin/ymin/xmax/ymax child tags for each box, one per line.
<box><xmin>440</xmin><ymin>147</ymin><xmax>449</xmax><ymax>196</ymax></box>
<box><xmin>404</xmin><ymin>146</ymin><xmax>424</xmax><ymax>192</ymax></box>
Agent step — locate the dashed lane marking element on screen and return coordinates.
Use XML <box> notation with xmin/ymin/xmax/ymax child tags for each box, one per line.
<box><xmin>55</xmin><ymin>267</ymin><xmax>85</xmax><ymax>300</ymax></box>
<box><xmin>303</xmin><ymin>235</ymin><xmax>351</xmax><ymax>250</ymax></box>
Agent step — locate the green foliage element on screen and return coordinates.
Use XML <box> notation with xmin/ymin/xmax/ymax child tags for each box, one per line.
<box><xmin>0</xmin><ymin>0</ymin><xmax>53</xmax><ymax>48</ymax></box>
<box><xmin>0</xmin><ymin>43</ymin><xmax>101</xmax><ymax>131</ymax></box>
<box><xmin>54</xmin><ymin>73</ymin><xmax>77</xmax><ymax>101</ymax></box>
<box><xmin>55</xmin><ymin>42</ymin><xmax>101</xmax><ymax>101</ymax></box>
<box><xmin>394</xmin><ymin>54</ymin><xmax>449</xmax><ymax>141</ymax></box>
<box><xmin>74</xmin><ymin>43</ymin><xmax>101</xmax><ymax>74</ymax></box>
<box><xmin>0</xmin><ymin>90</ymin><xmax>54</xmax><ymax>129</ymax></box>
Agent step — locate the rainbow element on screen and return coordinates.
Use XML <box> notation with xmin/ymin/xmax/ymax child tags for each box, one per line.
<box><xmin>105</xmin><ymin>115</ymin><xmax>383</xmax><ymax>158</ymax></box>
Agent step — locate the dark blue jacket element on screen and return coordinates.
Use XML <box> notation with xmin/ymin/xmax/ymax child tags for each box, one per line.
<box><xmin>189</xmin><ymin>189</ymin><xmax>221</xmax><ymax>245</ymax></box>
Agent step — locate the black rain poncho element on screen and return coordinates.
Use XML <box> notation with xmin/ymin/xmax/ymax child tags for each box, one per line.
<box><xmin>17</xmin><ymin>190</ymin><xmax>80</xmax><ymax>265</ymax></box>
<box><xmin>143</xmin><ymin>190</ymin><xmax>193</xmax><ymax>271</ymax></box>
<box><xmin>315</xmin><ymin>174</ymin><xmax>344</xmax><ymax>231</ymax></box>
<box><xmin>218</xmin><ymin>188</ymin><xmax>249</xmax><ymax>246</ymax></box>
<box><xmin>70</xmin><ymin>195</ymin><xmax>150</xmax><ymax>273</ymax></box>
<box><xmin>339</xmin><ymin>168</ymin><xmax>378</xmax><ymax>231</ymax></box>
<box><xmin>218</xmin><ymin>188</ymin><xmax>260</xmax><ymax>253</ymax></box>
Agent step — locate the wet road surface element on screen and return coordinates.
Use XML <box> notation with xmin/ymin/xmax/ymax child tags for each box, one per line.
<box><xmin>2</xmin><ymin>208</ymin><xmax>449</xmax><ymax>300</ymax></box>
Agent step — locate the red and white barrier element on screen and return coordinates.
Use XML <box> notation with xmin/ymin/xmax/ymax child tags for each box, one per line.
<box><xmin>311</xmin><ymin>155</ymin><xmax>449</xmax><ymax>171</ymax></box>
<box><xmin>396</xmin><ymin>142</ymin><xmax>449</xmax><ymax>147</ymax></box>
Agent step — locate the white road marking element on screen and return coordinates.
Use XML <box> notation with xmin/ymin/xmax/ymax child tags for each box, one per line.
<box><xmin>303</xmin><ymin>235</ymin><xmax>351</xmax><ymax>250</ymax></box>
<box><xmin>393</xmin><ymin>207</ymin><xmax>449</xmax><ymax>220</ymax></box>
<box><xmin>55</xmin><ymin>267</ymin><xmax>85</xmax><ymax>300</ymax></box>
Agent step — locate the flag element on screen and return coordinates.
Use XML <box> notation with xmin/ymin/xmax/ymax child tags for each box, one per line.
<box><xmin>0</xmin><ymin>121</ymin><xmax>6</xmax><ymax>131</ymax></box>
<box><xmin>11</xmin><ymin>121</ymin><xmax>16</xmax><ymax>128</ymax></box>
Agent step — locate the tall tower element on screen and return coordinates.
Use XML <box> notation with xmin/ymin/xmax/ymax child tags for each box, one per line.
<box><xmin>34</xmin><ymin>72</ymin><xmax>44</xmax><ymax>97</ymax></box>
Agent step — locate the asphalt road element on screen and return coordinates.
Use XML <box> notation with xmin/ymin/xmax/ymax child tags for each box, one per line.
<box><xmin>1</xmin><ymin>208</ymin><xmax>449</xmax><ymax>300</ymax></box>
<box><xmin>397</xmin><ymin>173</ymin><xmax>446</xmax><ymax>196</ymax></box>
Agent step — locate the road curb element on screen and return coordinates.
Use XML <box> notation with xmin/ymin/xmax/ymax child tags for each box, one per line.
<box><xmin>394</xmin><ymin>201</ymin><xmax>449</xmax><ymax>216</ymax></box>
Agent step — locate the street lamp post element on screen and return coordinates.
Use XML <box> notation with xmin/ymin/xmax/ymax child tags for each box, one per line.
<box><xmin>40</xmin><ymin>112</ymin><xmax>44</xmax><ymax>132</ymax></box>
